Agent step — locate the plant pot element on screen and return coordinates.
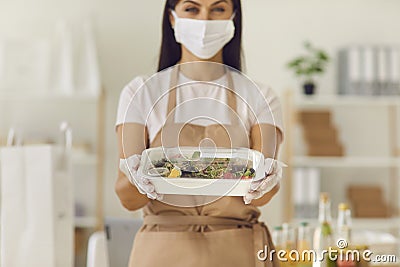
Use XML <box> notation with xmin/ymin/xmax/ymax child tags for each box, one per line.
<box><xmin>303</xmin><ymin>82</ymin><xmax>315</xmax><ymax>95</ymax></box>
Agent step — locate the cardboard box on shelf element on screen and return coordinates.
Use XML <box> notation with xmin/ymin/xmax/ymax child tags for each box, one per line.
<box><xmin>299</xmin><ymin>110</ymin><xmax>345</xmax><ymax>157</ymax></box>
<box><xmin>352</xmin><ymin>203</ymin><xmax>390</xmax><ymax>218</ymax></box>
<box><xmin>307</xmin><ymin>143</ymin><xmax>344</xmax><ymax>156</ymax></box>
<box><xmin>347</xmin><ymin>186</ymin><xmax>383</xmax><ymax>202</ymax></box>
<box><xmin>347</xmin><ymin>185</ymin><xmax>391</xmax><ymax>218</ymax></box>
<box><xmin>303</xmin><ymin>125</ymin><xmax>339</xmax><ymax>143</ymax></box>
<box><xmin>298</xmin><ymin>111</ymin><xmax>332</xmax><ymax>126</ymax></box>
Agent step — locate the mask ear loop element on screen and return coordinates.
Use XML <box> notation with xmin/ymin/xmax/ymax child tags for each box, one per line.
<box><xmin>170</xmin><ymin>10</ymin><xmax>178</xmax><ymax>19</ymax></box>
<box><xmin>230</xmin><ymin>11</ymin><xmax>236</xmax><ymax>20</ymax></box>
<box><xmin>169</xmin><ymin>9</ymin><xmax>178</xmax><ymax>29</ymax></box>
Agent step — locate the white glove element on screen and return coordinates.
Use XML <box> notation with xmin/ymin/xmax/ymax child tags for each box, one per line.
<box><xmin>119</xmin><ymin>154</ymin><xmax>163</xmax><ymax>201</ymax></box>
<box><xmin>243</xmin><ymin>158</ymin><xmax>286</xmax><ymax>205</ymax></box>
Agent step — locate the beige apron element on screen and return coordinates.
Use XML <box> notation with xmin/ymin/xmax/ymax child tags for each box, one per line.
<box><xmin>129</xmin><ymin>66</ymin><xmax>279</xmax><ymax>267</ymax></box>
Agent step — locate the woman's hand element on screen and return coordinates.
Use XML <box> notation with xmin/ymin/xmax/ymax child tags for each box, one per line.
<box><xmin>243</xmin><ymin>158</ymin><xmax>286</xmax><ymax>205</ymax></box>
<box><xmin>119</xmin><ymin>154</ymin><xmax>163</xmax><ymax>201</ymax></box>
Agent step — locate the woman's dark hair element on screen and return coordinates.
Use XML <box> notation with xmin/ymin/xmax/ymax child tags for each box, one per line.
<box><xmin>157</xmin><ymin>0</ymin><xmax>243</xmax><ymax>72</ymax></box>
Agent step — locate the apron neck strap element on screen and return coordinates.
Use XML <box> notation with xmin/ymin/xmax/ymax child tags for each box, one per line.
<box><xmin>167</xmin><ymin>65</ymin><xmax>237</xmax><ymax>122</ymax></box>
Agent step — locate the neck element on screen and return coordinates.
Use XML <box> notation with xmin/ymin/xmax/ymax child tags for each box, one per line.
<box><xmin>177</xmin><ymin>46</ymin><xmax>225</xmax><ymax>81</ymax></box>
<box><xmin>319</xmin><ymin>200</ymin><xmax>332</xmax><ymax>223</ymax></box>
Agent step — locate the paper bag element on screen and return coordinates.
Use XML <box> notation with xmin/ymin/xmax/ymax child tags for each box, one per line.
<box><xmin>0</xmin><ymin>145</ymin><xmax>74</xmax><ymax>267</ymax></box>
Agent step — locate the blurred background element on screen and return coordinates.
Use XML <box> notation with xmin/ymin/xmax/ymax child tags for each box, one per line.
<box><xmin>0</xmin><ymin>0</ymin><xmax>399</xmax><ymax>266</ymax></box>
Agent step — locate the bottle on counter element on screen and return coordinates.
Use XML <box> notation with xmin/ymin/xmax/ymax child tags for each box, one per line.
<box><xmin>272</xmin><ymin>225</ymin><xmax>284</xmax><ymax>251</ymax></box>
<box><xmin>297</xmin><ymin>222</ymin><xmax>313</xmax><ymax>267</ymax></box>
<box><xmin>336</xmin><ymin>203</ymin><xmax>352</xmax><ymax>244</ymax></box>
<box><xmin>313</xmin><ymin>192</ymin><xmax>335</xmax><ymax>267</ymax></box>
<box><xmin>282</xmin><ymin>223</ymin><xmax>296</xmax><ymax>251</ymax></box>
<box><xmin>282</xmin><ymin>223</ymin><xmax>296</xmax><ymax>267</ymax></box>
<box><xmin>271</xmin><ymin>225</ymin><xmax>285</xmax><ymax>266</ymax></box>
<box><xmin>336</xmin><ymin>203</ymin><xmax>354</xmax><ymax>267</ymax></box>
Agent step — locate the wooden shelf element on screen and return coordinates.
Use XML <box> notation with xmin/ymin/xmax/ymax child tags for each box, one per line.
<box><xmin>71</xmin><ymin>151</ymin><xmax>97</xmax><ymax>166</ymax></box>
<box><xmin>0</xmin><ymin>91</ymin><xmax>100</xmax><ymax>101</ymax></box>
<box><xmin>292</xmin><ymin>217</ymin><xmax>400</xmax><ymax>230</ymax></box>
<box><xmin>295</xmin><ymin>94</ymin><xmax>400</xmax><ymax>109</ymax></box>
<box><xmin>74</xmin><ymin>216</ymin><xmax>97</xmax><ymax>228</ymax></box>
<box><xmin>351</xmin><ymin>217</ymin><xmax>400</xmax><ymax>230</ymax></box>
<box><xmin>293</xmin><ymin>156</ymin><xmax>400</xmax><ymax>168</ymax></box>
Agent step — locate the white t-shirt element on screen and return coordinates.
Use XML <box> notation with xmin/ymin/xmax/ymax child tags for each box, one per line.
<box><xmin>116</xmin><ymin>68</ymin><xmax>284</xmax><ymax>144</ymax></box>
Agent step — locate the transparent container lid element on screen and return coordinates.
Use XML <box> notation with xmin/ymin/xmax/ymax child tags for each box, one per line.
<box><xmin>139</xmin><ymin>146</ymin><xmax>264</xmax><ymax>180</ymax></box>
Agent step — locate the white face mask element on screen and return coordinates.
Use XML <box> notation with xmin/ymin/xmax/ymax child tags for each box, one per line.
<box><xmin>171</xmin><ymin>10</ymin><xmax>235</xmax><ymax>59</ymax></box>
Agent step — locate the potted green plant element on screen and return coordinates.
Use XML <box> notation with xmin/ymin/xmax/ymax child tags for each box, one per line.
<box><xmin>287</xmin><ymin>41</ymin><xmax>330</xmax><ymax>95</ymax></box>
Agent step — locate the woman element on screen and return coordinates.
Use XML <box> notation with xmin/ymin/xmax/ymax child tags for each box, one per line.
<box><xmin>115</xmin><ymin>0</ymin><xmax>284</xmax><ymax>266</ymax></box>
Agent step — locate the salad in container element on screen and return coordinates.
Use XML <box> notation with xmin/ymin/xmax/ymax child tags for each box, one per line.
<box><xmin>137</xmin><ymin>147</ymin><xmax>270</xmax><ymax>196</ymax></box>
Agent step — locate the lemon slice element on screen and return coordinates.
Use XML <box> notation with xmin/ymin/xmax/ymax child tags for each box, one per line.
<box><xmin>168</xmin><ymin>167</ymin><xmax>181</xmax><ymax>178</ymax></box>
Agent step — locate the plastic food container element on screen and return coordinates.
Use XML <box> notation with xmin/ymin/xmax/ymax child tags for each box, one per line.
<box><xmin>137</xmin><ymin>146</ymin><xmax>267</xmax><ymax>196</ymax></box>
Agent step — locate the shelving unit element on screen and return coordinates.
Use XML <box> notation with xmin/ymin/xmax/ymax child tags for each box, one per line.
<box><xmin>282</xmin><ymin>91</ymin><xmax>400</xmax><ymax>259</ymax></box>
<box><xmin>282</xmin><ymin>90</ymin><xmax>400</xmax><ymax>229</ymax></box>
<box><xmin>0</xmin><ymin>24</ymin><xmax>103</xmax><ymax>267</ymax></box>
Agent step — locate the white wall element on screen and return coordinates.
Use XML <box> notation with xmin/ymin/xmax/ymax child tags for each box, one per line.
<box><xmin>243</xmin><ymin>0</ymin><xmax>400</xmax><ymax>94</ymax></box>
<box><xmin>1</xmin><ymin>0</ymin><xmax>400</xmax><ymax>227</ymax></box>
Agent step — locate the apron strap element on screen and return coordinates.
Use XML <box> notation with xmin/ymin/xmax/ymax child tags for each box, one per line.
<box><xmin>166</xmin><ymin>66</ymin><xmax>180</xmax><ymax>115</ymax></box>
<box><xmin>225</xmin><ymin>70</ymin><xmax>238</xmax><ymax>124</ymax></box>
<box><xmin>144</xmin><ymin>215</ymin><xmax>252</xmax><ymax>227</ymax></box>
<box><xmin>166</xmin><ymin>65</ymin><xmax>238</xmax><ymax>124</ymax></box>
